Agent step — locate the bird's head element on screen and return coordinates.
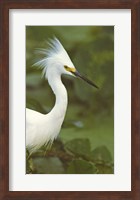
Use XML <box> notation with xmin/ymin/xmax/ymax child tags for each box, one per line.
<box><xmin>34</xmin><ymin>37</ymin><xmax>98</xmax><ymax>89</ymax></box>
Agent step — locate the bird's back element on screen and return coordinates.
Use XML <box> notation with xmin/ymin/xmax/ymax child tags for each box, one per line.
<box><xmin>26</xmin><ymin>108</ymin><xmax>44</xmax><ymax>124</ymax></box>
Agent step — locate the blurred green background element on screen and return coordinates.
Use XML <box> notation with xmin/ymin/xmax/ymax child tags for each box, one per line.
<box><xmin>26</xmin><ymin>26</ymin><xmax>114</xmax><ymax>174</ymax></box>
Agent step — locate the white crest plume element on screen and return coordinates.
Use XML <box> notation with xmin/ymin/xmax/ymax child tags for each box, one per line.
<box><xmin>34</xmin><ymin>37</ymin><xmax>73</xmax><ymax>76</ymax></box>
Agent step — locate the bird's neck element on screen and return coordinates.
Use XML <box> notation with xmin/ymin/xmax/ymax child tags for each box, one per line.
<box><xmin>47</xmin><ymin>71</ymin><xmax>68</xmax><ymax>121</ymax></box>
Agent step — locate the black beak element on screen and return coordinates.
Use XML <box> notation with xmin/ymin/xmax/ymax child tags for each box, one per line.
<box><xmin>72</xmin><ymin>70</ymin><xmax>99</xmax><ymax>89</ymax></box>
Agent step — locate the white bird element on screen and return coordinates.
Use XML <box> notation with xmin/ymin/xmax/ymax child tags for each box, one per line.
<box><xmin>26</xmin><ymin>38</ymin><xmax>98</xmax><ymax>153</ymax></box>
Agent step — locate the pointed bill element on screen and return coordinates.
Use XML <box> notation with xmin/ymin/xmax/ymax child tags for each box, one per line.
<box><xmin>72</xmin><ymin>70</ymin><xmax>99</xmax><ymax>89</ymax></box>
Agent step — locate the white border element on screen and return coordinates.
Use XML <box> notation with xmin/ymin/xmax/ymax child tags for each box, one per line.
<box><xmin>9</xmin><ymin>9</ymin><xmax>131</xmax><ymax>191</ymax></box>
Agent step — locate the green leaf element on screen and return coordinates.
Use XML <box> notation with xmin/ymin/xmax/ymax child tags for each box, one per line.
<box><xmin>65</xmin><ymin>138</ymin><xmax>91</xmax><ymax>157</ymax></box>
<box><xmin>91</xmin><ymin>145</ymin><xmax>112</xmax><ymax>163</ymax></box>
<box><xmin>32</xmin><ymin>157</ymin><xmax>64</xmax><ymax>174</ymax></box>
<box><xmin>96</xmin><ymin>164</ymin><xmax>114</xmax><ymax>174</ymax></box>
<box><xmin>67</xmin><ymin>159</ymin><xmax>97</xmax><ymax>174</ymax></box>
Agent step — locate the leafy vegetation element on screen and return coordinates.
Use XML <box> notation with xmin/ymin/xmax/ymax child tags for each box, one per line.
<box><xmin>26</xmin><ymin>26</ymin><xmax>114</xmax><ymax>174</ymax></box>
<box><xmin>26</xmin><ymin>139</ymin><xmax>113</xmax><ymax>174</ymax></box>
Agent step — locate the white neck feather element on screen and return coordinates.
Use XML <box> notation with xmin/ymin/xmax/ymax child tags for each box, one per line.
<box><xmin>47</xmin><ymin>70</ymin><xmax>68</xmax><ymax>122</ymax></box>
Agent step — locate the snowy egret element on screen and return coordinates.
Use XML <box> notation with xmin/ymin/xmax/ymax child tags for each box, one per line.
<box><xmin>26</xmin><ymin>38</ymin><xmax>98</xmax><ymax>153</ymax></box>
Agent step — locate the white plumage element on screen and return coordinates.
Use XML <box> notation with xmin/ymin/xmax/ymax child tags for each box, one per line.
<box><xmin>26</xmin><ymin>38</ymin><xmax>98</xmax><ymax>153</ymax></box>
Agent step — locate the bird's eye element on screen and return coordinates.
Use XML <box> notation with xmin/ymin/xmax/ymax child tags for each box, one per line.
<box><xmin>64</xmin><ymin>65</ymin><xmax>69</xmax><ymax>69</ymax></box>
